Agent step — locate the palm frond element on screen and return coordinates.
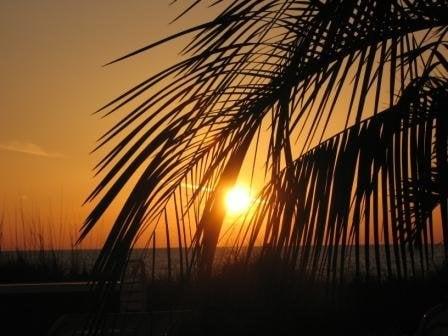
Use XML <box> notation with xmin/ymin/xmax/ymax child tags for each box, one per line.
<box><xmin>82</xmin><ymin>0</ymin><xmax>448</xmax><ymax>285</ymax></box>
<box><xmin>239</xmin><ymin>75</ymin><xmax>448</xmax><ymax>283</ymax></box>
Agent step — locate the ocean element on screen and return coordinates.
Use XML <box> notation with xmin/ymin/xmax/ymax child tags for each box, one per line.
<box><xmin>1</xmin><ymin>245</ymin><xmax>446</xmax><ymax>280</ymax></box>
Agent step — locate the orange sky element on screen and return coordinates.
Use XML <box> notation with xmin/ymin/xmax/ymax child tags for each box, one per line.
<box><xmin>0</xmin><ymin>1</ymin><xmax>228</xmax><ymax>250</ymax></box>
<box><xmin>0</xmin><ymin>1</ymin><xmax>445</xmax><ymax>250</ymax></box>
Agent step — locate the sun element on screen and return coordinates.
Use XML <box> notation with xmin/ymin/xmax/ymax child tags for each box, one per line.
<box><xmin>225</xmin><ymin>185</ymin><xmax>252</xmax><ymax>215</ymax></box>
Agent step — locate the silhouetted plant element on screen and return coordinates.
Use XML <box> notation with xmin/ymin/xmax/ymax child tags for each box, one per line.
<box><xmin>82</xmin><ymin>0</ymin><xmax>448</xmax><ymax>285</ymax></box>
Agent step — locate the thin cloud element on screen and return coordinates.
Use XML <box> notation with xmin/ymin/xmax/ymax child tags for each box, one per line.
<box><xmin>0</xmin><ymin>141</ymin><xmax>64</xmax><ymax>158</ymax></box>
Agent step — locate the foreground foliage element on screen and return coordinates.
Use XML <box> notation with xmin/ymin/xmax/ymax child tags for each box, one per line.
<box><xmin>83</xmin><ymin>0</ymin><xmax>448</xmax><ymax>284</ymax></box>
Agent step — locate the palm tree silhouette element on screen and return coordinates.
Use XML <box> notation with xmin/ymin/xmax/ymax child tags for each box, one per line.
<box><xmin>81</xmin><ymin>0</ymin><xmax>448</xmax><ymax>284</ymax></box>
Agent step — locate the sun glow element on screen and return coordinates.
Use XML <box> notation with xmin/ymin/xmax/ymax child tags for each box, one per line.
<box><xmin>225</xmin><ymin>185</ymin><xmax>252</xmax><ymax>215</ymax></box>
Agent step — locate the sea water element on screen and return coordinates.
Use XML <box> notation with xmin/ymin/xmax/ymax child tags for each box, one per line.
<box><xmin>0</xmin><ymin>245</ymin><xmax>446</xmax><ymax>280</ymax></box>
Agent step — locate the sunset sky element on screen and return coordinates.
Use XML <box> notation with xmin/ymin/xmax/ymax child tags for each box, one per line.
<box><xmin>0</xmin><ymin>1</ymin><xmax>227</xmax><ymax>249</ymax></box>
<box><xmin>1</xmin><ymin>1</ymin><xmax>445</xmax><ymax>250</ymax></box>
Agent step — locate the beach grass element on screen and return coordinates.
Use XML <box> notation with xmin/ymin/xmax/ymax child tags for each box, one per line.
<box><xmin>1</xmin><ymin>213</ymin><xmax>447</xmax><ymax>335</ymax></box>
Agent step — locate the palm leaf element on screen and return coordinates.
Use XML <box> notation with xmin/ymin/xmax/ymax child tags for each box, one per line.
<box><xmin>238</xmin><ymin>75</ymin><xmax>448</xmax><ymax>283</ymax></box>
<box><xmin>81</xmin><ymin>1</ymin><xmax>448</xmax><ymax>288</ymax></box>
